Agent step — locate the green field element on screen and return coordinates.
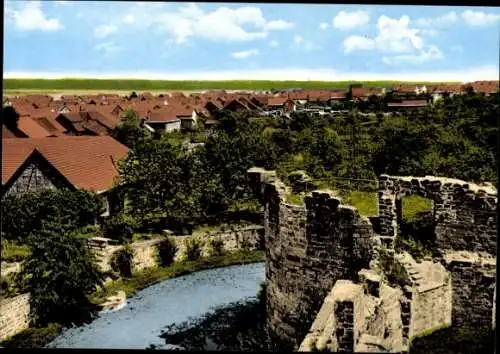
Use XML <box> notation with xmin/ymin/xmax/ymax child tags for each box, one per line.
<box><xmin>3</xmin><ymin>78</ymin><xmax>460</xmax><ymax>93</ymax></box>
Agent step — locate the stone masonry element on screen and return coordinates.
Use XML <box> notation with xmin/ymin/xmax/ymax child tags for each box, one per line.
<box><xmin>247</xmin><ymin>168</ymin><xmax>496</xmax><ymax>352</ymax></box>
<box><xmin>378</xmin><ymin>174</ymin><xmax>497</xmax><ymax>255</ymax></box>
<box><xmin>91</xmin><ymin>225</ymin><xmax>264</xmax><ymax>273</ymax></box>
<box><xmin>0</xmin><ymin>294</ymin><xmax>30</xmax><ymax>342</ymax></box>
<box><xmin>248</xmin><ymin>167</ymin><xmax>377</xmax><ymax>350</ymax></box>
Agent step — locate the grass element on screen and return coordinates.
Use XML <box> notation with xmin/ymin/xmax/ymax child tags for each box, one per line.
<box><xmin>1</xmin><ymin>241</ymin><xmax>31</xmax><ymax>262</ymax></box>
<box><xmin>0</xmin><ymin>323</ymin><xmax>63</xmax><ymax>349</ymax></box>
<box><xmin>339</xmin><ymin>190</ymin><xmax>379</xmax><ymax>217</ymax></box>
<box><xmin>3</xmin><ymin>79</ymin><xmax>460</xmax><ymax>93</ymax></box>
<box><xmin>402</xmin><ymin>194</ymin><xmax>434</xmax><ymax>221</ymax></box>
<box><xmin>285</xmin><ymin>192</ymin><xmax>305</xmax><ymax>206</ymax></box>
<box><xmin>89</xmin><ymin>249</ymin><xmax>265</xmax><ymax>304</ymax></box>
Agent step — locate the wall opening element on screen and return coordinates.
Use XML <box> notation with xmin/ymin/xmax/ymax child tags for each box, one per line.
<box><xmin>394</xmin><ymin>194</ymin><xmax>437</xmax><ymax>257</ymax></box>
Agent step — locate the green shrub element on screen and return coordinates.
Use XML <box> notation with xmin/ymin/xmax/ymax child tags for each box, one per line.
<box><xmin>156</xmin><ymin>238</ymin><xmax>178</xmax><ymax>267</ymax></box>
<box><xmin>0</xmin><ymin>276</ymin><xmax>20</xmax><ymax>298</ymax></box>
<box><xmin>208</xmin><ymin>238</ymin><xmax>225</xmax><ymax>257</ymax></box>
<box><xmin>110</xmin><ymin>246</ymin><xmax>135</xmax><ymax>278</ymax></box>
<box><xmin>240</xmin><ymin>238</ymin><xmax>252</xmax><ymax>251</ymax></box>
<box><xmin>1</xmin><ymin>189</ymin><xmax>104</xmax><ymax>242</ymax></box>
<box><xmin>377</xmin><ymin>248</ymin><xmax>411</xmax><ymax>288</ymax></box>
<box><xmin>77</xmin><ymin>225</ymin><xmax>103</xmax><ymax>238</ymax></box>
<box><xmin>132</xmin><ymin>233</ymin><xmax>156</xmax><ymax>242</ymax></box>
<box><xmin>1</xmin><ymin>240</ymin><xmax>30</xmax><ymax>262</ymax></box>
<box><xmin>394</xmin><ymin>235</ymin><xmax>430</xmax><ymax>261</ymax></box>
<box><xmin>183</xmin><ymin>238</ymin><xmax>203</xmax><ymax>261</ymax></box>
<box><xmin>102</xmin><ymin>213</ymin><xmax>138</xmax><ymax>243</ymax></box>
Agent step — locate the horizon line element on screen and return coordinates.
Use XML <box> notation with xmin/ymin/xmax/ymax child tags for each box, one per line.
<box><xmin>3</xmin><ymin>66</ymin><xmax>499</xmax><ymax>83</ymax></box>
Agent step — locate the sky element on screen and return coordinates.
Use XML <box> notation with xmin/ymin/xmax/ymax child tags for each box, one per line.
<box><xmin>3</xmin><ymin>1</ymin><xmax>500</xmax><ymax>82</ymax></box>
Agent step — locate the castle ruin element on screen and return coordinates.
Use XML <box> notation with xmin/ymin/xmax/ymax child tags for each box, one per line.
<box><xmin>247</xmin><ymin>168</ymin><xmax>497</xmax><ymax>352</ymax></box>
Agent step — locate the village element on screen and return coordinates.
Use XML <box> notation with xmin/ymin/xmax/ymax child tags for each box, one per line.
<box><xmin>1</xmin><ymin>79</ymin><xmax>498</xmax><ymax>352</ymax></box>
<box><xmin>2</xmin><ymin>80</ymin><xmax>499</xmax><ymax>203</ymax></box>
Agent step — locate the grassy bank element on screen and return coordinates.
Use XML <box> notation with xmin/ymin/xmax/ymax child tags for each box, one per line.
<box><xmin>90</xmin><ymin>249</ymin><xmax>265</xmax><ymax>304</ymax></box>
<box><xmin>3</xmin><ymin>79</ymin><xmax>459</xmax><ymax>92</ymax></box>
<box><xmin>0</xmin><ymin>250</ymin><xmax>265</xmax><ymax>348</ymax></box>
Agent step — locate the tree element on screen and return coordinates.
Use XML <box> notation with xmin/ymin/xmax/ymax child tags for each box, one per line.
<box><xmin>1</xmin><ymin>189</ymin><xmax>104</xmax><ymax>242</ymax></box>
<box><xmin>111</xmin><ymin>110</ymin><xmax>150</xmax><ymax>150</ymax></box>
<box><xmin>117</xmin><ymin>135</ymin><xmax>203</xmax><ymax>232</ymax></box>
<box><xmin>21</xmin><ymin>215</ymin><xmax>104</xmax><ymax>326</ymax></box>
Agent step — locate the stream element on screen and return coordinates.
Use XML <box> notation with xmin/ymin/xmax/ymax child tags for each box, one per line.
<box><xmin>46</xmin><ymin>262</ymin><xmax>265</xmax><ymax>349</ymax></box>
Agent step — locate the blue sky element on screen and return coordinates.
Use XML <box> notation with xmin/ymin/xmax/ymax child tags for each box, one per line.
<box><xmin>4</xmin><ymin>1</ymin><xmax>500</xmax><ymax>81</ymax></box>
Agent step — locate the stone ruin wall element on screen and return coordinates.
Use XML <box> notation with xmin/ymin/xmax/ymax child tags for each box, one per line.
<box><xmin>378</xmin><ymin>174</ymin><xmax>497</xmax><ymax>256</ymax></box>
<box><xmin>92</xmin><ymin>225</ymin><xmax>265</xmax><ymax>273</ymax></box>
<box><xmin>248</xmin><ymin>168</ymin><xmax>497</xmax><ymax>352</ymax></box>
<box><xmin>248</xmin><ymin>168</ymin><xmax>377</xmax><ymax>349</ymax></box>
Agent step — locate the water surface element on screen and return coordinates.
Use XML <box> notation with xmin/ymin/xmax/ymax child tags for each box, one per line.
<box><xmin>47</xmin><ymin>263</ymin><xmax>265</xmax><ymax>349</ymax></box>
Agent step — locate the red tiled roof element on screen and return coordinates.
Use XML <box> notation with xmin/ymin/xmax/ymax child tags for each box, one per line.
<box><xmin>2</xmin><ymin>124</ymin><xmax>18</xmax><ymax>139</ymax></box>
<box><xmin>387</xmin><ymin>100</ymin><xmax>428</xmax><ymax>107</ymax></box>
<box><xmin>31</xmin><ymin>116</ymin><xmax>67</xmax><ymax>136</ymax></box>
<box><xmin>17</xmin><ymin>117</ymin><xmax>53</xmax><ymax>138</ymax></box>
<box><xmin>267</xmin><ymin>97</ymin><xmax>288</xmax><ymax>106</ymax></box>
<box><xmin>2</xmin><ymin>136</ymin><xmax>130</xmax><ymax>192</ymax></box>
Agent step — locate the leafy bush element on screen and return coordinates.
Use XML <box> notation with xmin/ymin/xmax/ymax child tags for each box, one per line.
<box><xmin>394</xmin><ymin>235</ymin><xmax>430</xmax><ymax>261</ymax></box>
<box><xmin>240</xmin><ymin>238</ymin><xmax>252</xmax><ymax>251</ymax></box>
<box><xmin>183</xmin><ymin>238</ymin><xmax>203</xmax><ymax>261</ymax></box>
<box><xmin>77</xmin><ymin>225</ymin><xmax>103</xmax><ymax>238</ymax></box>
<box><xmin>1</xmin><ymin>240</ymin><xmax>30</xmax><ymax>262</ymax></box>
<box><xmin>110</xmin><ymin>245</ymin><xmax>135</xmax><ymax>278</ymax></box>
<box><xmin>207</xmin><ymin>238</ymin><xmax>225</xmax><ymax>257</ymax></box>
<box><xmin>156</xmin><ymin>238</ymin><xmax>178</xmax><ymax>267</ymax></box>
<box><xmin>0</xmin><ymin>275</ymin><xmax>23</xmax><ymax>298</ymax></box>
<box><xmin>1</xmin><ymin>189</ymin><xmax>103</xmax><ymax>242</ymax></box>
<box><xmin>22</xmin><ymin>215</ymin><xmax>104</xmax><ymax>327</ymax></box>
<box><xmin>102</xmin><ymin>213</ymin><xmax>138</xmax><ymax>243</ymax></box>
<box><xmin>377</xmin><ymin>248</ymin><xmax>411</xmax><ymax>289</ymax></box>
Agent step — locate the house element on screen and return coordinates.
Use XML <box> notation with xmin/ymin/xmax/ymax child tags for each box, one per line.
<box><xmin>1</xmin><ymin>136</ymin><xmax>130</xmax><ymax>215</ymax></box>
<box><xmin>17</xmin><ymin>117</ymin><xmax>56</xmax><ymax>138</ymax></box>
<box><xmin>143</xmin><ymin>108</ymin><xmax>183</xmax><ymax>133</ymax></box>
<box><xmin>386</xmin><ymin>100</ymin><xmax>428</xmax><ymax>111</ymax></box>
<box><xmin>55</xmin><ymin>111</ymin><xmax>118</xmax><ymax>136</ymax></box>
<box><xmin>265</xmin><ymin>97</ymin><xmax>296</xmax><ymax>115</ymax></box>
<box><xmin>223</xmin><ymin>99</ymin><xmax>253</xmax><ymax>114</ymax></box>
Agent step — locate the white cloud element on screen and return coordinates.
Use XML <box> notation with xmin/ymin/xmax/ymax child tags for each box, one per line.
<box><xmin>416</xmin><ymin>10</ymin><xmax>500</xmax><ymax>28</ymax></box>
<box><xmin>94</xmin><ymin>25</ymin><xmax>118</xmax><ymax>38</ymax></box>
<box><xmin>415</xmin><ymin>11</ymin><xmax>458</xmax><ymax>27</ymax></box>
<box><xmin>53</xmin><ymin>1</ymin><xmax>70</xmax><ymax>5</ymax></box>
<box><xmin>94</xmin><ymin>41</ymin><xmax>122</xmax><ymax>55</ymax></box>
<box><xmin>265</xmin><ymin>20</ymin><xmax>294</xmax><ymax>30</ymax></box>
<box><xmin>333</xmin><ymin>10</ymin><xmax>370</xmax><ymax>30</ymax></box>
<box><xmin>343</xmin><ymin>15</ymin><xmax>443</xmax><ymax>66</ymax></box>
<box><xmin>6</xmin><ymin>1</ymin><xmax>62</xmax><ymax>31</ymax></box>
<box><xmin>6</xmin><ymin>65</ymin><xmax>498</xmax><ymax>82</ymax></box>
<box><xmin>343</xmin><ymin>35</ymin><xmax>375</xmax><ymax>52</ymax></box>
<box><xmin>231</xmin><ymin>49</ymin><xmax>260</xmax><ymax>59</ymax></box>
<box><xmin>293</xmin><ymin>35</ymin><xmax>320</xmax><ymax>51</ymax></box>
<box><xmin>123</xmin><ymin>14</ymin><xmax>135</xmax><ymax>24</ymax></box>
<box><xmin>461</xmin><ymin>10</ymin><xmax>500</xmax><ymax>26</ymax></box>
<box><xmin>118</xmin><ymin>3</ymin><xmax>294</xmax><ymax>44</ymax></box>
<box><xmin>420</xmin><ymin>29</ymin><xmax>439</xmax><ymax>37</ymax></box>
<box><xmin>269</xmin><ymin>40</ymin><xmax>279</xmax><ymax>47</ymax></box>
<box><xmin>319</xmin><ymin>22</ymin><xmax>329</xmax><ymax>30</ymax></box>
<box><xmin>382</xmin><ymin>45</ymin><xmax>444</xmax><ymax>65</ymax></box>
